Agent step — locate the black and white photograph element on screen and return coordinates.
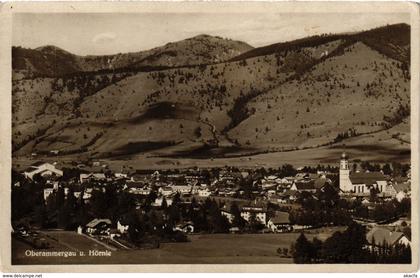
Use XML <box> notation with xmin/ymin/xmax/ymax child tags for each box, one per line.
<box><xmin>2</xmin><ymin>1</ymin><xmax>418</xmax><ymax>272</ymax></box>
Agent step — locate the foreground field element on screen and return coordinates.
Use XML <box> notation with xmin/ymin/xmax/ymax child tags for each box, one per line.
<box><xmin>12</xmin><ymin>228</ymin><xmax>344</xmax><ymax>264</ymax></box>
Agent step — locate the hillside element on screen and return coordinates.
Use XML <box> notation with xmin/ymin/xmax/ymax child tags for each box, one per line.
<box><xmin>12</xmin><ymin>24</ymin><xmax>411</xmax><ymax>167</ymax></box>
<box><xmin>12</xmin><ymin>35</ymin><xmax>253</xmax><ymax>79</ymax></box>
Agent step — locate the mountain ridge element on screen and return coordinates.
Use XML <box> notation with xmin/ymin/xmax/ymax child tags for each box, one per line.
<box><xmin>12</xmin><ymin>34</ymin><xmax>253</xmax><ymax>79</ymax></box>
<box><xmin>12</xmin><ymin>23</ymin><xmax>411</xmax><ymax>166</ymax></box>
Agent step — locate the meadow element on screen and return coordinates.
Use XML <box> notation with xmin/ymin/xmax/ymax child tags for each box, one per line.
<box><xmin>12</xmin><ymin>228</ymin><xmax>344</xmax><ymax>264</ymax></box>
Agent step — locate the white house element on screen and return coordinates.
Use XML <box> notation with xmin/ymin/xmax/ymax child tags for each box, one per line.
<box><xmin>221</xmin><ymin>209</ymin><xmax>235</xmax><ymax>223</ymax></box>
<box><xmin>174</xmin><ymin>222</ymin><xmax>194</xmax><ymax>234</ymax></box>
<box><xmin>170</xmin><ymin>185</ymin><xmax>192</xmax><ymax>195</ymax></box>
<box><xmin>152</xmin><ymin>197</ymin><xmax>173</xmax><ymax>207</ymax></box>
<box><xmin>117</xmin><ymin>220</ymin><xmax>129</xmax><ymax>234</ymax></box>
<box><xmin>43</xmin><ymin>188</ymin><xmax>55</xmax><ymax>201</ymax></box>
<box><xmin>115</xmin><ymin>173</ymin><xmax>128</xmax><ymax>179</ymax></box>
<box><xmin>241</xmin><ymin>205</ymin><xmax>267</xmax><ymax>224</ymax></box>
<box><xmin>197</xmin><ymin>188</ymin><xmax>211</xmax><ymax>197</ymax></box>
<box><xmin>129</xmin><ymin>187</ymin><xmax>151</xmax><ymax>195</ymax></box>
<box><xmin>23</xmin><ymin>162</ymin><xmax>63</xmax><ymax>180</ymax></box>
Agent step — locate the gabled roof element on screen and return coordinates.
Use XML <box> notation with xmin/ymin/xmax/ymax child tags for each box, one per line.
<box><xmin>350</xmin><ymin>172</ymin><xmax>387</xmax><ymax>185</ymax></box>
<box><xmin>294</xmin><ymin>181</ymin><xmax>316</xmax><ymax>190</ymax></box>
<box><xmin>366</xmin><ymin>227</ymin><xmax>406</xmax><ymax>246</ymax></box>
<box><xmin>86</xmin><ymin>218</ymin><xmax>112</xmax><ymax>228</ymax></box>
<box><xmin>314</xmin><ymin>177</ymin><xmax>330</xmax><ymax>189</ymax></box>
<box><xmin>81</xmin><ymin>173</ymin><xmax>106</xmax><ymax>180</ymax></box>
<box><xmin>282</xmin><ymin>189</ymin><xmax>298</xmax><ymax>197</ymax></box>
<box><xmin>31</xmin><ymin>161</ymin><xmax>48</xmax><ymax>167</ymax></box>
<box><xmin>270</xmin><ymin>211</ymin><xmax>290</xmax><ymax>224</ymax></box>
<box><xmin>393</xmin><ymin>182</ymin><xmax>411</xmax><ymax>193</ymax></box>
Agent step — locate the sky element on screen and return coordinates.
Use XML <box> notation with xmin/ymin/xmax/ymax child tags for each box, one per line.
<box><xmin>12</xmin><ymin>13</ymin><xmax>410</xmax><ymax>56</ymax></box>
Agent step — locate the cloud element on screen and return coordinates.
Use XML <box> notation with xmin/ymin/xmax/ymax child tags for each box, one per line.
<box><xmin>92</xmin><ymin>32</ymin><xmax>117</xmax><ymax>44</ymax></box>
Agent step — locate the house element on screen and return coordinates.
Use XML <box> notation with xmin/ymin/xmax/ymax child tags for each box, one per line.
<box><xmin>43</xmin><ymin>187</ymin><xmax>55</xmax><ymax>201</ymax></box>
<box><xmin>221</xmin><ymin>209</ymin><xmax>235</xmax><ymax>223</ymax></box>
<box><xmin>366</xmin><ymin>227</ymin><xmax>411</xmax><ymax>250</ymax></box>
<box><xmin>174</xmin><ymin>222</ymin><xmax>194</xmax><ymax>234</ymax></box>
<box><xmin>85</xmin><ymin>218</ymin><xmax>112</xmax><ymax>235</ymax></box>
<box><xmin>23</xmin><ymin>162</ymin><xmax>63</xmax><ymax>180</ymax></box>
<box><xmin>170</xmin><ymin>185</ymin><xmax>192</xmax><ymax>195</ymax></box>
<box><xmin>390</xmin><ymin>182</ymin><xmax>411</xmax><ymax>202</ymax></box>
<box><xmin>80</xmin><ymin>173</ymin><xmax>106</xmax><ymax>184</ymax></box>
<box><xmin>314</xmin><ymin>177</ymin><xmax>332</xmax><ymax>190</ymax></box>
<box><xmin>117</xmin><ymin>218</ymin><xmax>130</xmax><ymax>234</ymax></box>
<box><xmin>128</xmin><ymin>184</ymin><xmax>151</xmax><ymax>195</ymax></box>
<box><xmin>290</xmin><ymin>181</ymin><xmax>316</xmax><ymax>193</ymax></box>
<box><xmin>241</xmin><ymin>204</ymin><xmax>267</xmax><ymax>224</ymax></box>
<box><xmin>197</xmin><ymin>188</ymin><xmax>211</xmax><ymax>197</ymax></box>
<box><xmin>159</xmin><ymin>186</ymin><xmax>173</xmax><ymax>197</ymax></box>
<box><xmin>83</xmin><ymin>188</ymin><xmax>93</xmax><ymax>200</ymax></box>
<box><xmin>279</xmin><ymin>190</ymin><xmax>298</xmax><ymax>202</ymax></box>
<box><xmin>267</xmin><ymin>211</ymin><xmax>292</xmax><ymax>233</ymax></box>
<box><xmin>129</xmin><ymin>188</ymin><xmax>151</xmax><ymax>195</ymax></box>
<box><xmin>115</xmin><ymin>172</ymin><xmax>128</xmax><ymax>179</ymax></box>
<box><xmin>268</xmin><ymin>194</ymin><xmax>287</xmax><ymax>204</ymax></box>
<box><xmin>152</xmin><ymin>197</ymin><xmax>173</xmax><ymax>207</ymax></box>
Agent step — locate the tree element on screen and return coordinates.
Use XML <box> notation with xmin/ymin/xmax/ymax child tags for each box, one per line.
<box><xmin>194</xmin><ymin>127</ymin><xmax>202</xmax><ymax>138</ymax></box>
<box><xmin>321</xmin><ymin>222</ymin><xmax>368</xmax><ymax>263</ymax></box>
<box><xmin>231</xmin><ymin>202</ymin><xmax>246</xmax><ymax>229</ymax></box>
<box><xmin>293</xmin><ymin>233</ymin><xmax>313</xmax><ymax>263</ymax></box>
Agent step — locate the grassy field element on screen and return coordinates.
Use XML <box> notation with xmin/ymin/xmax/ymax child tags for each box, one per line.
<box><xmin>12</xmin><ymin>135</ymin><xmax>410</xmax><ymax>173</ymax></box>
<box><xmin>12</xmin><ymin>228</ymin><xmax>344</xmax><ymax>265</ymax></box>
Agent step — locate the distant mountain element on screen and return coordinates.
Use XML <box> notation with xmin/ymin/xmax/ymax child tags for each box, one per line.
<box><xmin>12</xmin><ymin>34</ymin><xmax>253</xmax><ymax>79</ymax></box>
<box><xmin>12</xmin><ymin>24</ymin><xmax>411</xmax><ymax>165</ymax></box>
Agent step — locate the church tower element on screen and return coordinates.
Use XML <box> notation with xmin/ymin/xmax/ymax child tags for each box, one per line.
<box><xmin>339</xmin><ymin>152</ymin><xmax>352</xmax><ymax>192</ymax></box>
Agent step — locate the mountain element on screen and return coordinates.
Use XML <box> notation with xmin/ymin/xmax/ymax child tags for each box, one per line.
<box><xmin>12</xmin><ymin>24</ymin><xmax>411</xmax><ymax>167</ymax></box>
<box><xmin>230</xmin><ymin>23</ymin><xmax>410</xmax><ymax>64</ymax></box>
<box><xmin>12</xmin><ymin>34</ymin><xmax>253</xmax><ymax>79</ymax></box>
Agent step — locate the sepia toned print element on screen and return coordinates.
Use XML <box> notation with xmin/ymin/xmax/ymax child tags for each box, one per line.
<box><xmin>1</xmin><ymin>1</ymin><xmax>419</xmax><ymax>273</ymax></box>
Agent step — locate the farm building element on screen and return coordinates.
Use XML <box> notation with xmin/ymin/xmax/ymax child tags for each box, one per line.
<box><xmin>85</xmin><ymin>218</ymin><xmax>112</xmax><ymax>235</ymax></box>
<box><xmin>23</xmin><ymin>162</ymin><xmax>63</xmax><ymax>180</ymax></box>
<box><xmin>267</xmin><ymin>211</ymin><xmax>292</xmax><ymax>233</ymax></box>
<box><xmin>366</xmin><ymin>227</ymin><xmax>411</xmax><ymax>250</ymax></box>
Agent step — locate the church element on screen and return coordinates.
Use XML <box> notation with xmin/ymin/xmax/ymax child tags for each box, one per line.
<box><xmin>339</xmin><ymin>153</ymin><xmax>389</xmax><ymax>195</ymax></box>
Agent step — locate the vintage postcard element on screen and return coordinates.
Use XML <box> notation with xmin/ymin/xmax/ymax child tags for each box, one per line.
<box><xmin>0</xmin><ymin>1</ymin><xmax>419</xmax><ymax>273</ymax></box>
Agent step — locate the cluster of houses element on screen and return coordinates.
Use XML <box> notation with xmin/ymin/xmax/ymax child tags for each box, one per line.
<box><xmin>260</xmin><ymin>172</ymin><xmax>333</xmax><ymax>204</ymax></box>
<box><xmin>15</xmin><ymin>154</ymin><xmax>411</xmax><ymax>240</ymax></box>
<box><xmin>17</xmin><ymin>153</ymin><xmax>412</xmax><ymax>206</ymax></box>
<box><xmin>16</xmin><ymin>154</ymin><xmax>412</xmax><ymax>210</ymax></box>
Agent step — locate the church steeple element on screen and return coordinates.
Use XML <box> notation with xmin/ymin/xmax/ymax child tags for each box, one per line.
<box><xmin>340</xmin><ymin>152</ymin><xmax>349</xmax><ymax>170</ymax></box>
<box><xmin>339</xmin><ymin>152</ymin><xmax>352</xmax><ymax>192</ymax></box>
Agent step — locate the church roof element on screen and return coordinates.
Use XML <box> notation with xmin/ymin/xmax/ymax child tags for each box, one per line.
<box><xmin>349</xmin><ymin>172</ymin><xmax>386</xmax><ymax>185</ymax></box>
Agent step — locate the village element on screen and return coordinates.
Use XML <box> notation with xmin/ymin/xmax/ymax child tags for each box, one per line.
<box><xmin>11</xmin><ymin>153</ymin><xmax>412</xmax><ymax>263</ymax></box>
